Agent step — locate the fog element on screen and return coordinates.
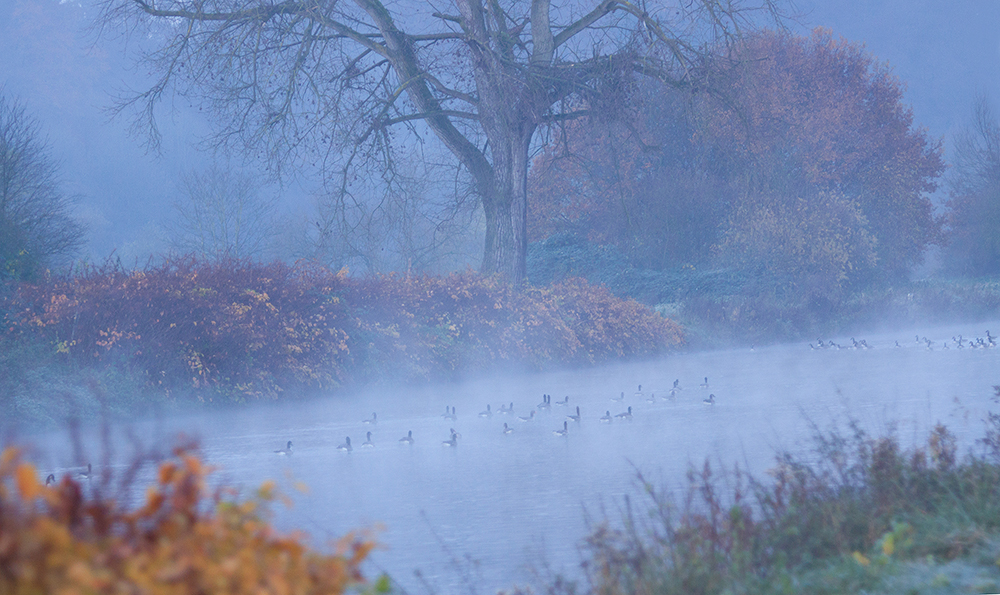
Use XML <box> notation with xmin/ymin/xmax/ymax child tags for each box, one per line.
<box><xmin>18</xmin><ymin>320</ymin><xmax>1000</xmax><ymax>592</ymax></box>
<box><xmin>4</xmin><ymin>0</ymin><xmax>1000</xmax><ymax>590</ymax></box>
<box><xmin>2</xmin><ymin>0</ymin><xmax>1000</xmax><ymax>265</ymax></box>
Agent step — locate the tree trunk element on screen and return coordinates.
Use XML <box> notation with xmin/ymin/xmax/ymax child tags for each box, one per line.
<box><xmin>478</xmin><ymin>128</ymin><xmax>534</xmax><ymax>283</ymax></box>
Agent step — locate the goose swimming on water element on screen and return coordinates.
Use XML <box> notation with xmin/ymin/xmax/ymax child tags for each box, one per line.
<box><xmin>337</xmin><ymin>437</ymin><xmax>353</xmax><ymax>452</ymax></box>
<box><xmin>362</xmin><ymin>431</ymin><xmax>375</xmax><ymax>448</ymax></box>
<box><xmin>555</xmin><ymin>395</ymin><xmax>569</xmax><ymax>406</ymax></box>
<box><xmin>567</xmin><ymin>406</ymin><xmax>581</xmax><ymax>423</ymax></box>
<box><xmin>45</xmin><ymin>474</ymin><xmax>56</xmax><ymax>486</ymax></box>
<box><xmin>362</xmin><ymin>412</ymin><xmax>377</xmax><ymax>425</ymax></box>
<box><xmin>78</xmin><ymin>463</ymin><xmax>92</xmax><ymax>479</ymax></box>
<box><xmin>600</xmin><ymin>411</ymin><xmax>613</xmax><ymax>423</ymax></box>
<box><xmin>517</xmin><ymin>411</ymin><xmax>535</xmax><ymax>422</ymax></box>
<box><xmin>274</xmin><ymin>440</ymin><xmax>293</xmax><ymax>455</ymax></box>
<box><xmin>479</xmin><ymin>404</ymin><xmax>492</xmax><ymax>418</ymax></box>
<box><xmin>703</xmin><ymin>394</ymin><xmax>716</xmax><ymax>405</ymax></box>
<box><xmin>502</xmin><ymin>422</ymin><xmax>513</xmax><ymax>435</ymax></box>
<box><xmin>615</xmin><ymin>406</ymin><xmax>633</xmax><ymax>421</ymax></box>
<box><xmin>399</xmin><ymin>430</ymin><xmax>414</xmax><ymax>444</ymax></box>
<box><xmin>554</xmin><ymin>421</ymin><xmax>568</xmax><ymax>436</ymax></box>
<box><xmin>442</xmin><ymin>429</ymin><xmax>459</xmax><ymax>447</ymax></box>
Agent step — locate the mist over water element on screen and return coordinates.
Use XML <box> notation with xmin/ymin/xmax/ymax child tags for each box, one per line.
<box><xmin>20</xmin><ymin>320</ymin><xmax>1000</xmax><ymax>593</ymax></box>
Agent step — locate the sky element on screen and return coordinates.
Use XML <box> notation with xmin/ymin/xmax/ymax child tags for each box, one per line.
<box><xmin>0</xmin><ymin>0</ymin><xmax>998</xmax><ymax>264</ymax></box>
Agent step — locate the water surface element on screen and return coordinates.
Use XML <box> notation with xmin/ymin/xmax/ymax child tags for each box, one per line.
<box><xmin>19</xmin><ymin>321</ymin><xmax>1000</xmax><ymax>593</ymax></box>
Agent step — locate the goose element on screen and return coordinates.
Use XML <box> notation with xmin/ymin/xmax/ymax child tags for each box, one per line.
<box><xmin>517</xmin><ymin>411</ymin><xmax>535</xmax><ymax>422</ymax></box>
<box><xmin>363</xmin><ymin>412</ymin><xmax>377</xmax><ymax>425</ymax></box>
<box><xmin>274</xmin><ymin>440</ymin><xmax>293</xmax><ymax>455</ymax></box>
<box><xmin>499</xmin><ymin>402</ymin><xmax>514</xmax><ymax>415</ymax></box>
<box><xmin>634</xmin><ymin>384</ymin><xmax>643</xmax><ymax>397</ymax></box>
<box><xmin>479</xmin><ymin>404</ymin><xmax>492</xmax><ymax>418</ymax></box>
<box><xmin>646</xmin><ymin>392</ymin><xmax>657</xmax><ymax>404</ymax></box>
<box><xmin>610</xmin><ymin>391</ymin><xmax>625</xmax><ymax>402</ymax></box>
<box><xmin>555</xmin><ymin>395</ymin><xmax>569</xmax><ymax>406</ymax></box>
<box><xmin>443</xmin><ymin>406</ymin><xmax>457</xmax><ymax>421</ymax></box>
<box><xmin>672</xmin><ymin>379</ymin><xmax>682</xmax><ymax>391</ymax></box>
<box><xmin>45</xmin><ymin>474</ymin><xmax>56</xmax><ymax>486</ymax></box>
<box><xmin>502</xmin><ymin>422</ymin><xmax>513</xmax><ymax>435</ymax></box>
<box><xmin>700</xmin><ymin>377</ymin><xmax>709</xmax><ymax>389</ymax></box>
<box><xmin>442</xmin><ymin>429</ymin><xmax>459</xmax><ymax>447</ymax></box>
<box><xmin>399</xmin><ymin>430</ymin><xmax>414</xmax><ymax>444</ymax></box>
<box><xmin>615</xmin><ymin>406</ymin><xmax>633</xmax><ymax>421</ymax></box>
<box><xmin>567</xmin><ymin>406</ymin><xmax>581</xmax><ymax>423</ymax></box>
<box><xmin>600</xmin><ymin>410</ymin><xmax>613</xmax><ymax>423</ymax></box>
<box><xmin>362</xmin><ymin>431</ymin><xmax>375</xmax><ymax>448</ymax></box>
<box><xmin>554</xmin><ymin>421</ymin><xmax>569</xmax><ymax>436</ymax></box>
<box><xmin>703</xmin><ymin>394</ymin><xmax>716</xmax><ymax>405</ymax></box>
<box><xmin>77</xmin><ymin>463</ymin><xmax>92</xmax><ymax>480</ymax></box>
<box><xmin>537</xmin><ymin>394</ymin><xmax>551</xmax><ymax>410</ymax></box>
<box><xmin>337</xmin><ymin>437</ymin><xmax>353</xmax><ymax>452</ymax></box>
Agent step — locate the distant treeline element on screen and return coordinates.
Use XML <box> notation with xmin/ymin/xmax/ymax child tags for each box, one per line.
<box><xmin>0</xmin><ymin>257</ymin><xmax>683</xmax><ymax>407</ymax></box>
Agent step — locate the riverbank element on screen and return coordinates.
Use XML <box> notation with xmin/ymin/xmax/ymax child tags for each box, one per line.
<box><xmin>545</xmin><ymin>387</ymin><xmax>1000</xmax><ymax>595</ymax></box>
<box><xmin>0</xmin><ymin>258</ymin><xmax>683</xmax><ymax>427</ymax></box>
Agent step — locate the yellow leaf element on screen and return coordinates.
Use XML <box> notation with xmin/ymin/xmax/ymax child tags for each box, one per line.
<box><xmin>852</xmin><ymin>551</ymin><xmax>870</xmax><ymax>566</ymax></box>
<box><xmin>881</xmin><ymin>533</ymin><xmax>895</xmax><ymax>556</ymax></box>
<box><xmin>16</xmin><ymin>463</ymin><xmax>41</xmax><ymax>500</ymax></box>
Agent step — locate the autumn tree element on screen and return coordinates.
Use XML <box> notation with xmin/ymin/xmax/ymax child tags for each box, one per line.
<box><xmin>708</xmin><ymin>29</ymin><xmax>944</xmax><ymax>287</ymax></box>
<box><xmin>530</xmin><ymin>29</ymin><xmax>944</xmax><ymax>295</ymax></box>
<box><xmin>0</xmin><ymin>93</ymin><xmax>84</xmax><ymax>280</ymax></box>
<box><xmin>94</xmin><ymin>0</ymin><xmax>782</xmax><ymax>284</ymax></box>
<box><xmin>943</xmin><ymin>96</ymin><xmax>1000</xmax><ymax>276</ymax></box>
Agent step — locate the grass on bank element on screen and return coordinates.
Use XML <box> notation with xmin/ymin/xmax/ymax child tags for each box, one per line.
<box><xmin>555</xmin><ymin>387</ymin><xmax>1000</xmax><ymax>595</ymax></box>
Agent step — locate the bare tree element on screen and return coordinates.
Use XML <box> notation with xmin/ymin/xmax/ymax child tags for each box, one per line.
<box><xmin>0</xmin><ymin>92</ymin><xmax>84</xmax><ymax>280</ymax></box>
<box><xmin>945</xmin><ymin>95</ymin><xmax>1000</xmax><ymax>275</ymax></box>
<box><xmin>168</xmin><ymin>163</ymin><xmax>278</xmax><ymax>261</ymax></box>
<box><xmin>96</xmin><ymin>0</ymin><xmax>782</xmax><ymax>283</ymax></box>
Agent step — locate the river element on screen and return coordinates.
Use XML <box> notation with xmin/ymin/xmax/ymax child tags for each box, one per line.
<box><xmin>17</xmin><ymin>320</ymin><xmax>1000</xmax><ymax>593</ymax></box>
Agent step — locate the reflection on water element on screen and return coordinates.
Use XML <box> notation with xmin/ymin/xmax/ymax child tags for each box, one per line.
<box><xmin>16</xmin><ymin>321</ymin><xmax>1000</xmax><ymax>593</ymax></box>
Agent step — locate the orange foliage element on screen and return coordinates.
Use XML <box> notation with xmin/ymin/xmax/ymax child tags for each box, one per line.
<box><xmin>708</xmin><ymin>28</ymin><xmax>944</xmax><ymax>280</ymax></box>
<box><xmin>529</xmin><ymin>29</ymin><xmax>945</xmax><ymax>286</ymax></box>
<box><xmin>1</xmin><ymin>258</ymin><xmax>684</xmax><ymax>401</ymax></box>
<box><xmin>0</xmin><ymin>446</ymin><xmax>375</xmax><ymax>594</ymax></box>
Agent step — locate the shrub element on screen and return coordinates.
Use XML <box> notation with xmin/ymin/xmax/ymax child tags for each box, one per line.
<box><xmin>5</xmin><ymin>257</ymin><xmax>352</xmax><ymax>403</ymax></box>
<box><xmin>2</xmin><ymin>257</ymin><xmax>684</xmax><ymax>406</ymax></box>
<box><xmin>0</xmin><ymin>446</ymin><xmax>377</xmax><ymax>594</ymax></box>
<box><xmin>578</xmin><ymin>414</ymin><xmax>1000</xmax><ymax>595</ymax></box>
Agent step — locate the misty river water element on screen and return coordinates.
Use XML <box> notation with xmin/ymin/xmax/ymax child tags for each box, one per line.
<box><xmin>19</xmin><ymin>320</ymin><xmax>1000</xmax><ymax>593</ymax></box>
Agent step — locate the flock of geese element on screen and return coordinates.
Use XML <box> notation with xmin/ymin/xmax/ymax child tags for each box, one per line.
<box><xmin>273</xmin><ymin>380</ymin><xmax>720</xmax><ymax>455</ymax></box>
<box><xmin>810</xmin><ymin>330</ymin><xmax>996</xmax><ymax>351</ymax></box>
